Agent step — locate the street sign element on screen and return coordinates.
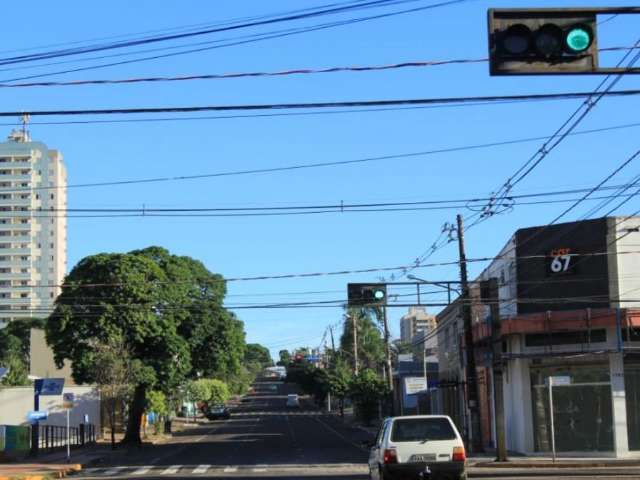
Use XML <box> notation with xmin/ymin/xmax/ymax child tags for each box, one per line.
<box><xmin>547</xmin><ymin>375</ymin><xmax>571</xmax><ymax>386</ymax></box>
<box><xmin>34</xmin><ymin>378</ymin><xmax>65</xmax><ymax>396</ymax></box>
<box><xmin>62</xmin><ymin>392</ymin><xmax>75</xmax><ymax>409</ymax></box>
<box><xmin>404</xmin><ymin>377</ymin><xmax>427</xmax><ymax>395</ymax></box>
<box><xmin>27</xmin><ymin>411</ymin><xmax>48</xmax><ymax>423</ymax></box>
<box><xmin>0</xmin><ymin>367</ymin><xmax>8</xmax><ymax>379</ymax></box>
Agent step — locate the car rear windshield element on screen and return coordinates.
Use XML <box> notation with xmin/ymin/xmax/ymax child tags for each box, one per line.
<box><xmin>391</xmin><ymin>418</ymin><xmax>457</xmax><ymax>442</ymax></box>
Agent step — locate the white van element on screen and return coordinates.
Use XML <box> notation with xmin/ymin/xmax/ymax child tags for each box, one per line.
<box><xmin>368</xmin><ymin>415</ymin><xmax>466</xmax><ymax>480</ymax></box>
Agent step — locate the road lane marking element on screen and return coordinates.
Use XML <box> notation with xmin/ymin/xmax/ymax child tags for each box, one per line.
<box><xmin>132</xmin><ymin>466</ymin><xmax>152</xmax><ymax>475</ymax></box>
<box><xmin>223</xmin><ymin>466</ymin><xmax>238</xmax><ymax>472</ymax></box>
<box><xmin>252</xmin><ymin>468</ymin><xmax>267</xmax><ymax>472</ymax></box>
<box><xmin>193</xmin><ymin>464</ymin><xmax>210</xmax><ymax>474</ymax></box>
<box><xmin>161</xmin><ymin>465</ymin><xmax>181</xmax><ymax>474</ymax></box>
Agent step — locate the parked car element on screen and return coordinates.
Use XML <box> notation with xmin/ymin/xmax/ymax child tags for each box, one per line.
<box><xmin>286</xmin><ymin>394</ymin><xmax>300</xmax><ymax>408</ymax></box>
<box><xmin>368</xmin><ymin>415</ymin><xmax>466</xmax><ymax>480</ymax></box>
<box><xmin>204</xmin><ymin>404</ymin><xmax>231</xmax><ymax>420</ymax></box>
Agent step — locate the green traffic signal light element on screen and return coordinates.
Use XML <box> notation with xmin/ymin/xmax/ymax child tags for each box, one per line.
<box><xmin>565</xmin><ymin>25</ymin><xmax>593</xmax><ymax>53</ymax></box>
<box><xmin>373</xmin><ymin>289</ymin><xmax>385</xmax><ymax>301</ymax></box>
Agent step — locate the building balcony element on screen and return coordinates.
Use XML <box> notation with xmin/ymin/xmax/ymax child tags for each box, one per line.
<box><xmin>0</xmin><ymin>223</ymin><xmax>32</xmax><ymax>231</ymax></box>
<box><xmin>0</xmin><ymin>247</ymin><xmax>31</xmax><ymax>255</ymax></box>
<box><xmin>0</xmin><ymin>297</ymin><xmax>33</xmax><ymax>306</ymax></box>
<box><xmin>0</xmin><ymin>272</ymin><xmax>32</xmax><ymax>280</ymax></box>
<box><xmin>0</xmin><ymin>310</ymin><xmax>38</xmax><ymax>319</ymax></box>
<box><xmin>0</xmin><ymin>260</ymin><xmax>30</xmax><ymax>268</ymax></box>
<box><xmin>0</xmin><ymin>174</ymin><xmax>32</xmax><ymax>181</ymax></box>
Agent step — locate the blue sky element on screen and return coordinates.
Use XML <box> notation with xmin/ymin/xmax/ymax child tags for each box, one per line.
<box><xmin>1</xmin><ymin>1</ymin><xmax>638</xmax><ymax>359</ymax></box>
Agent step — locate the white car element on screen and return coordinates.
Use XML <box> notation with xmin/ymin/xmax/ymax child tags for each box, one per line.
<box><xmin>286</xmin><ymin>394</ymin><xmax>300</xmax><ymax>408</ymax></box>
<box><xmin>368</xmin><ymin>415</ymin><xmax>466</xmax><ymax>480</ymax></box>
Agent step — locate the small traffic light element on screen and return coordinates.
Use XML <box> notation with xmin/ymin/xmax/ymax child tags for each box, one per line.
<box><xmin>347</xmin><ymin>283</ymin><xmax>387</xmax><ymax>306</ymax></box>
<box><xmin>489</xmin><ymin>9</ymin><xmax>598</xmax><ymax>75</ymax></box>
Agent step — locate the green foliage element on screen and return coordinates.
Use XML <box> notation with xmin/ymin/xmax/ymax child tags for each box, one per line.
<box><xmin>45</xmin><ymin>246</ymin><xmax>245</xmax><ymax>444</ymax></box>
<box><xmin>244</xmin><ymin>343</ymin><xmax>273</xmax><ymax>368</ymax></box>
<box><xmin>340</xmin><ymin>308</ymin><xmax>385</xmax><ymax>370</ymax></box>
<box><xmin>147</xmin><ymin>390</ymin><xmax>169</xmax><ymax>417</ymax></box>
<box><xmin>185</xmin><ymin>378</ymin><xmax>230</xmax><ymax>408</ymax></box>
<box><xmin>0</xmin><ymin>353</ymin><xmax>29</xmax><ymax>386</ymax></box>
<box><xmin>0</xmin><ymin>318</ymin><xmax>46</xmax><ymax>386</ymax></box>
<box><xmin>277</xmin><ymin>349</ymin><xmax>291</xmax><ymax>366</ymax></box>
<box><xmin>349</xmin><ymin>369</ymin><xmax>389</xmax><ymax>425</ymax></box>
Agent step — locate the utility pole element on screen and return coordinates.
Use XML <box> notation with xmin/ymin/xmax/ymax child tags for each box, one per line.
<box><xmin>457</xmin><ymin>214</ymin><xmax>483</xmax><ymax>453</ymax></box>
<box><xmin>351</xmin><ymin>313</ymin><xmax>359</xmax><ymax>375</ymax></box>
<box><xmin>487</xmin><ymin>277</ymin><xmax>508</xmax><ymax>461</ymax></box>
<box><xmin>382</xmin><ymin>306</ymin><xmax>393</xmax><ymax>392</ymax></box>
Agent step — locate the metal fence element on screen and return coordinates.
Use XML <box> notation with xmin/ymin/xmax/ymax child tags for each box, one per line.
<box><xmin>36</xmin><ymin>423</ymin><xmax>97</xmax><ymax>452</ymax></box>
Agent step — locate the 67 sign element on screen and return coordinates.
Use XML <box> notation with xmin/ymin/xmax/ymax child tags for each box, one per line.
<box><xmin>548</xmin><ymin>248</ymin><xmax>573</xmax><ymax>274</ymax></box>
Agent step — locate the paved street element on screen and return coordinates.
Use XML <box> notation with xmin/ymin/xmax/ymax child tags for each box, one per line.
<box><xmin>68</xmin><ymin>379</ymin><xmax>640</xmax><ymax>480</ymax></box>
<box><xmin>73</xmin><ymin>379</ymin><xmax>371</xmax><ymax>479</ymax></box>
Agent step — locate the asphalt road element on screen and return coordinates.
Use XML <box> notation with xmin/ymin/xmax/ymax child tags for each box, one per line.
<box><xmin>75</xmin><ymin>379</ymin><xmax>372</xmax><ymax>479</ymax></box>
<box><xmin>72</xmin><ymin>379</ymin><xmax>640</xmax><ymax>479</ymax></box>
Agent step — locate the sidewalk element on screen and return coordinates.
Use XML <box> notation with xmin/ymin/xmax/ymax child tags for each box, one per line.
<box><xmin>0</xmin><ymin>419</ymin><xmax>204</xmax><ymax>479</ymax></box>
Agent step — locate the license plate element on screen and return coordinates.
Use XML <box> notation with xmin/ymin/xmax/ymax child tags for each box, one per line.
<box><xmin>410</xmin><ymin>454</ymin><xmax>436</xmax><ymax>462</ymax></box>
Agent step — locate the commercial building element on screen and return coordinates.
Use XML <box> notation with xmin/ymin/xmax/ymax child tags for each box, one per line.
<box><xmin>0</xmin><ymin>128</ymin><xmax>67</xmax><ymax>328</ymax></box>
<box><xmin>400</xmin><ymin>307</ymin><xmax>437</xmax><ymax>344</ymax></box>
<box><xmin>435</xmin><ymin>216</ymin><xmax>640</xmax><ymax>458</ymax></box>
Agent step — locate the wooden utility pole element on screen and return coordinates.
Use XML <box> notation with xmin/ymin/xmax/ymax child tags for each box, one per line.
<box><xmin>351</xmin><ymin>313</ymin><xmax>359</xmax><ymax>375</ymax></box>
<box><xmin>457</xmin><ymin>214</ymin><xmax>483</xmax><ymax>453</ymax></box>
<box><xmin>487</xmin><ymin>277</ymin><xmax>508</xmax><ymax>461</ymax></box>
<box><xmin>382</xmin><ymin>306</ymin><xmax>393</xmax><ymax>392</ymax></box>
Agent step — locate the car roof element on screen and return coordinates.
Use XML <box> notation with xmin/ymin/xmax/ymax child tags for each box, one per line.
<box><xmin>387</xmin><ymin>415</ymin><xmax>453</xmax><ymax>421</ymax></box>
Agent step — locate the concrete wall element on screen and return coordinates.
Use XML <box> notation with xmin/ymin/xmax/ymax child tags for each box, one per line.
<box><xmin>0</xmin><ymin>385</ymin><xmax>100</xmax><ymax>430</ymax></box>
<box><xmin>29</xmin><ymin>328</ymin><xmax>75</xmax><ymax>383</ymax></box>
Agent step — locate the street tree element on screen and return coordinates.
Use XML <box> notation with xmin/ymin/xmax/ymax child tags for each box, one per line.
<box><xmin>46</xmin><ymin>247</ymin><xmax>242</xmax><ymax>444</ymax></box>
<box><xmin>349</xmin><ymin>369</ymin><xmax>389</xmax><ymax>425</ymax></box>
<box><xmin>277</xmin><ymin>349</ymin><xmax>291</xmax><ymax>366</ymax></box>
<box><xmin>328</xmin><ymin>359</ymin><xmax>351</xmax><ymax>417</ymax></box>
<box><xmin>92</xmin><ymin>339</ymin><xmax>137</xmax><ymax>449</ymax></box>
<box><xmin>340</xmin><ymin>307</ymin><xmax>385</xmax><ymax>371</ymax></box>
<box><xmin>244</xmin><ymin>343</ymin><xmax>273</xmax><ymax>368</ymax></box>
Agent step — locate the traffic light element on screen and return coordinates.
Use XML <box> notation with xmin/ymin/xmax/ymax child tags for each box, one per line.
<box><xmin>347</xmin><ymin>283</ymin><xmax>387</xmax><ymax>306</ymax></box>
<box><xmin>488</xmin><ymin>9</ymin><xmax>598</xmax><ymax>75</ymax></box>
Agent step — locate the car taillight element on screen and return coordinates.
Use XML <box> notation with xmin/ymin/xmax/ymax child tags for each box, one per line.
<box><xmin>383</xmin><ymin>448</ymin><xmax>398</xmax><ymax>464</ymax></box>
<box><xmin>452</xmin><ymin>446</ymin><xmax>466</xmax><ymax>462</ymax></box>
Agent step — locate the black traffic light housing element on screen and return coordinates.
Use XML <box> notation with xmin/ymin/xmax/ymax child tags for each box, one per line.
<box><xmin>489</xmin><ymin>8</ymin><xmax>598</xmax><ymax>75</ymax></box>
<box><xmin>347</xmin><ymin>283</ymin><xmax>387</xmax><ymax>306</ymax></box>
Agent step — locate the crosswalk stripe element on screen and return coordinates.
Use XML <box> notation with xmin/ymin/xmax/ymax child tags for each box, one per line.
<box><xmin>223</xmin><ymin>466</ymin><xmax>238</xmax><ymax>472</ymax></box>
<box><xmin>193</xmin><ymin>464</ymin><xmax>210</xmax><ymax>474</ymax></box>
<box><xmin>252</xmin><ymin>468</ymin><xmax>267</xmax><ymax>472</ymax></box>
<box><xmin>133</xmin><ymin>466</ymin><xmax>152</xmax><ymax>475</ymax></box>
<box><xmin>161</xmin><ymin>465</ymin><xmax>181</xmax><ymax>474</ymax></box>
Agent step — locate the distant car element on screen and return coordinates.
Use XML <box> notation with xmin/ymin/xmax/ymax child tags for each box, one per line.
<box><xmin>368</xmin><ymin>415</ymin><xmax>466</xmax><ymax>480</ymax></box>
<box><xmin>286</xmin><ymin>394</ymin><xmax>300</xmax><ymax>408</ymax></box>
<box><xmin>204</xmin><ymin>405</ymin><xmax>230</xmax><ymax>420</ymax></box>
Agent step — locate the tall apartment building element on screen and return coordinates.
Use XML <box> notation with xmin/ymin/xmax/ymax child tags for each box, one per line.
<box><xmin>0</xmin><ymin>128</ymin><xmax>66</xmax><ymax>328</ymax></box>
<box><xmin>399</xmin><ymin>307</ymin><xmax>437</xmax><ymax>343</ymax></box>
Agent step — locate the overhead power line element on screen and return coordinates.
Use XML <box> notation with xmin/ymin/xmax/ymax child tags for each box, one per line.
<box><xmin>2</xmin><ymin>46</ymin><xmax>636</xmax><ymax>89</ymax></box>
<box><xmin>0</xmin><ymin>0</ymin><xmax>473</xmax><ymax>82</ymax></box>
<box><xmin>1</xmin><ymin>89</ymin><xmax>639</xmax><ymax>118</ymax></box>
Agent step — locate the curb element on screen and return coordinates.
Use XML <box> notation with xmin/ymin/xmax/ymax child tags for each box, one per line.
<box><xmin>0</xmin><ymin>463</ymin><xmax>81</xmax><ymax>480</ymax></box>
<box><xmin>471</xmin><ymin>461</ymin><xmax>640</xmax><ymax>469</ymax></box>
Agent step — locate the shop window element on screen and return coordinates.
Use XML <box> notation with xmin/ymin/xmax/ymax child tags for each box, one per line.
<box><xmin>530</xmin><ymin>364</ymin><xmax>613</xmax><ymax>452</ymax></box>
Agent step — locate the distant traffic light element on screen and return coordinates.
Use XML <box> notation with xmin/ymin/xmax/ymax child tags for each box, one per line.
<box><xmin>488</xmin><ymin>9</ymin><xmax>598</xmax><ymax>75</ymax></box>
<box><xmin>347</xmin><ymin>283</ymin><xmax>387</xmax><ymax>306</ymax></box>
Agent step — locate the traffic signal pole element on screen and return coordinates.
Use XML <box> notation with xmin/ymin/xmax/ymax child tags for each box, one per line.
<box><xmin>457</xmin><ymin>214</ymin><xmax>483</xmax><ymax>453</ymax></box>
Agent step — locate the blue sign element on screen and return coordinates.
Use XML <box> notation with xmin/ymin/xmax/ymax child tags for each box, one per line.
<box><xmin>0</xmin><ymin>367</ymin><xmax>7</xmax><ymax>379</ymax></box>
<box><xmin>34</xmin><ymin>378</ymin><xmax>65</xmax><ymax>396</ymax></box>
<box><xmin>27</xmin><ymin>410</ymin><xmax>48</xmax><ymax>423</ymax></box>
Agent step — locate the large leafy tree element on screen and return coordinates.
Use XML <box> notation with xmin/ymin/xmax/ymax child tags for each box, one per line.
<box><xmin>339</xmin><ymin>307</ymin><xmax>385</xmax><ymax>371</ymax></box>
<box><xmin>0</xmin><ymin>318</ymin><xmax>46</xmax><ymax>386</ymax></box>
<box><xmin>244</xmin><ymin>343</ymin><xmax>273</xmax><ymax>368</ymax></box>
<box><xmin>46</xmin><ymin>247</ymin><xmax>243</xmax><ymax>444</ymax></box>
